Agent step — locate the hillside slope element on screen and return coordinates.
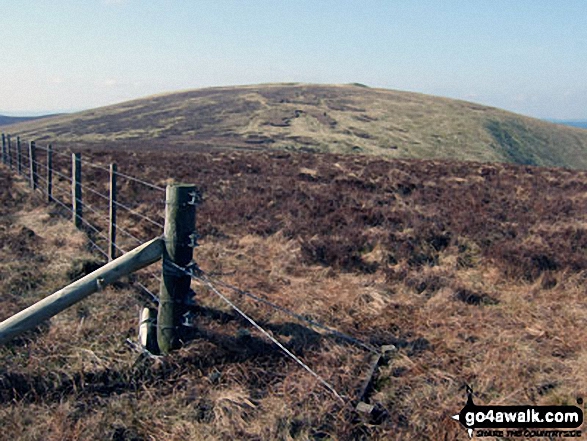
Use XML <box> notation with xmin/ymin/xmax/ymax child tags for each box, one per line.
<box><xmin>5</xmin><ymin>83</ymin><xmax>587</xmax><ymax>169</ymax></box>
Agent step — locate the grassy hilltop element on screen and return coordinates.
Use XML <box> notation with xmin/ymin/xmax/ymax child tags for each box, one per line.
<box><xmin>5</xmin><ymin>83</ymin><xmax>587</xmax><ymax>169</ymax></box>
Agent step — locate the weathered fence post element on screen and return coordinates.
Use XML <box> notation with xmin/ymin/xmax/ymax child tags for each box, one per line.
<box><xmin>157</xmin><ymin>184</ymin><xmax>197</xmax><ymax>354</ymax></box>
<box><xmin>109</xmin><ymin>163</ymin><xmax>117</xmax><ymax>261</ymax></box>
<box><xmin>0</xmin><ymin>237</ymin><xmax>164</xmax><ymax>345</ymax></box>
<box><xmin>16</xmin><ymin>137</ymin><xmax>22</xmax><ymax>175</ymax></box>
<box><xmin>1</xmin><ymin>133</ymin><xmax>6</xmax><ymax>165</ymax></box>
<box><xmin>72</xmin><ymin>153</ymin><xmax>82</xmax><ymax>228</ymax></box>
<box><xmin>6</xmin><ymin>135</ymin><xmax>12</xmax><ymax>169</ymax></box>
<box><xmin>47</xmin><ymin>144</ymin><xmax>53</xmax><ymax>202</ymax></box>
<box><xmin>29</xmin><ymin>141</ymin><xmax>37</xmax><ymax>190</ymax></box>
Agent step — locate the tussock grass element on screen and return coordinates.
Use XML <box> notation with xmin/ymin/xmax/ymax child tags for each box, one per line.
<box><xmin>0</xmin><ymin>149</ymin><xmax>586</xmax><ymax>440</ymax></box>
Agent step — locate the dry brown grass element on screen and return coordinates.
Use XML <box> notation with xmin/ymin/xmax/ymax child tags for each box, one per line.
<box><xmin>0</xmin><ymin>148</ymin><xmax>586</xmax><ymax>440</ymax></box>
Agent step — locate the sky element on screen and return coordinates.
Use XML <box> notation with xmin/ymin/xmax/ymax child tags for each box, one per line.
<box><xmin>1</xmin><ymin>0</ymin><xmax>586</xmax><ymax>120</ymax></box>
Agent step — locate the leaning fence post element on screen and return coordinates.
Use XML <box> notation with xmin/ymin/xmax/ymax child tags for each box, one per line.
<box><xmin>72</xmin><ymin>153</ymin><xmax>82</xmax><ymax>228</ymax></box>
<box><xmin>29</xmin><ymin>141</ymin><xmax>37</xmax><ymax>190</ymax></box>
<box><xmin>1</xmin><ymin>133</ymin><xmax>6</xmax><ymax>165</ymax></box>
<box><xmin>6</xmin><ymin>135</ymin><xmax>12</xmax><ymax>169</ymax></box>
<box><xmin>157</xmin><ymin>184</ymin><xmax>197</xmax><ymax>354</ymax></box>
<box><xmin>47</xmin><ymin>144</ymin><xmax>53</xmax><ymax>202</ymax></box>
<box><xmin>109</xmin><ymin>163</ymin><xmax>117</xmax><ymax>261</ymax></box>
<box><xmin>16</xmin><ymin>137</ymin><xmax>22</xmax><ymax>175</ymax></box>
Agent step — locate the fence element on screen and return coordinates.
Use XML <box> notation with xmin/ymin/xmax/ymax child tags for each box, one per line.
<box><xmin>1</xmin><ymin>133</ymin><xmax>165</xmax><ymax>303</ymax></box>
<box><xmin>0</xmin><ymin>132</ymin><xmax>392</xmax><ymax>409</ymax></box>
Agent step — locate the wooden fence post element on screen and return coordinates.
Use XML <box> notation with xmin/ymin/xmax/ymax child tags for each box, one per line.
<box><xmin>47</xmin><ymin>144</ymin><xmax>53</xmax><ymax>202</ymax></box>
<box><xmin>1</xmin><ymin>133</ymin><xmax>6</xmax><ymax>165</ymax></box>
<box><xmin>109</xmin><ymin>163</ymin><xmax>117</xmax><ymax>261</ymax></box>
<box><xmin>29</xmin><ymin>141</ymin><xmax>37</xmax><ymax>190</ymax></box>
<box><xmin>72</xmin><ymin>153</ymin><xmax>82</xmax><ymax>228</ymax></box>
<box><xmin>16</xmin><ymin>137</ymin><xmax>22</xmax><ymax>175</ymax></box>
<box><xmin>157</xmin><ymin>184</ymin><xmax>197</xmax><ymax>354</ymax></box>
<box><xmin>6</xmin><ymin>135</ymin><xmax>12</xmax><ymax>169</ymax></box>
<box><xmin>0</xmin><ymin>237</ymin><xmax>164</xmax><ymax>345</ymax></box>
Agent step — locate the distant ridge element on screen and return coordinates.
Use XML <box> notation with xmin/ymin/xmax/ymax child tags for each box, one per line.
<box><xmin>549</xmin><ymin>120</ymin><xmax>587</xmax><ymax>130</ymax></box>
<box><xmin>0</xmin><ymin>114</ymin><xmax>60</xmax><ymax>127</ymax></box>
<box><xmin>4</xmin><ymin>83</ymin><xmax>587</xmax><ymax>169</ymax></box>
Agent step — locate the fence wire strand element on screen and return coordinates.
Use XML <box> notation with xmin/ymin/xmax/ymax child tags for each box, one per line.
<box><xmin>3</xmin><ymin>134</ymin><xmax>169</xmax><ymax>310</ymax></box>
<box><xmin>159</xmin><ymin>260</ymin><xmax>345</xmax><ymax>402</ymax></box>
<box><xmin>209</xmin><ymin>277</ymin><xmax>379</xmax><ymax>354</ymax></box>
<box><xmin>49</xmin><ymin>196</ymin><xmax>109</xmax><ymax>259</ymax></box>
<box><xmin>196</xmin><ymin>271</ymin><xmax>346</xmax><ymax>402</ymax></box>
<box><xmin>51</xmin><ymin>168</ymin><xmax>73</xmax><ymax>182</ymax></box>
<box><xmin>112</xmin><ymin>199</ymin><xmax>164</xmax><ymax>228</ymax></box>
<box><xmin>115</xmin><ymin>170</ymin><xmax>166</xmax><ymax>192</ymax></box>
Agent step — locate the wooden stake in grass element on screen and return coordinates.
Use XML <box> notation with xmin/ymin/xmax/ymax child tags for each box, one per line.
<box><xmin>139</xmin><ymin>307</ymin><xmax>158</xmax><ymax>354</ymax></box>
<box><xmin>72</xmin><ymin>153</ymin><xmax>82</xmax><ymax>228</ymax></box>
<box><xmin>6</xmin><ymin>135</ymin><xmax>12</xmax><ymax>169</ymax></box>
<box><xmin>1</xmin><ymin>133</ymin><xmax>5</xmax><ymax>165</ymax></box>
<box><xmin>29</xmin><ymin>141</ymin><xmax>37</xmax><ymax>190</ymax></box>
<box><xmin>157</xmin><ymin>184</ymin><xmax>197</xmax><ymax>354</ymax></box>
<box><xmin>47</xmin><ymin>144</ymin><xmax>53</xmax><ymax>202</ymax></box>
<box><xmin>109</xmin><ymin>163</ymin><xmax>117</xmax><ymax>261</ymax></box>
<box><xmin>16</xmin><ymin>137</ymin><xmax>22</xmax><ymax>175</ymax></box>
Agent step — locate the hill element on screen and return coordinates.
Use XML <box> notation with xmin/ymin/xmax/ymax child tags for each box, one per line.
<box><xmin>4</xmin><ymin>83</ymin><xmax>587</xmax><ymax>169</ymax></box>
<box><xmin>0</xmin><ymin>113</ymin><xmax>59</xmax><ymax>126</ymax></box>
<box><xmin>1</xmin><ymin>150</ymin><xmax>586</xmax><ymax>440</ymax></box>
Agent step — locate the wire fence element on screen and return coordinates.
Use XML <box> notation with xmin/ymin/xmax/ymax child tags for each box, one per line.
<box><xmin>1</xmin><ymin>133</ymin><xmax>385</xmax><ymax>406</ymax></box>
<box><xmin>1</xmin><ymin>135</ymin><xmax>164</xmax><ymax>303</ymax></box>
<box><xmin>164</xmin><ymin>259</ymin><xmax>382</xmax><ymax>402</ymax></box>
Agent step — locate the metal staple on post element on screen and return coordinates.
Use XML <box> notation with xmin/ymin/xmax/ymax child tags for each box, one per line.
<box><xmin>29</xmin><ymin>141</ymin><xmax>37</xmax><ymax>190</ymax></box>
<box><xmin>109</xmin><ymin>163</ymin><xmax>117</xmax><ymax>261</ymax></box>
<box><xmin>72</xmin><ymin>153</ymin><xmax>82</xmax><ymax>228</ymax></box>
<box><xmin>157</xmin><ymin>184</ymin><xmax>197</xmax><ymax>354</ymax></box>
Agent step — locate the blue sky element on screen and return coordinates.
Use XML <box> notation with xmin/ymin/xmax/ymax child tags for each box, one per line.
<box><xmin>1</xmin><ymin>0</ymin><xmax>586</xmax><ymax>119</ymax></box>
